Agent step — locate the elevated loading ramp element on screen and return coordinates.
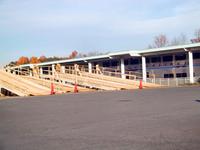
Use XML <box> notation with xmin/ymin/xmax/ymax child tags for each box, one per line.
<box><xmin>41</xmin><ymin>73</ymin><xmax>120</xmax><ymax>90</ymax></box>
<box><xmin>81</xmin><ymin>72</ymin><xmax>160</xmax><ymax>88</ymax></box>
<box><xmin>40</xmin><ymin>68</ymin><xmax>160</xmax><ymax>90</ymax></box>
<box><xmin>21</xmin><ymin>76</ymin><xmax>93</xmax><ymax>93</ymax></box>
<box><xmin>0</xmin><ymin>70</ymin><xmax>50</xmax><ymax>96</ymax></box>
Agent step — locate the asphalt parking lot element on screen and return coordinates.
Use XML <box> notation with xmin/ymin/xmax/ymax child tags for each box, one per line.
<box><xmin>0</xmin><ymin>87</ymin><xmax>200</xmax><ymax>150</ymax></box>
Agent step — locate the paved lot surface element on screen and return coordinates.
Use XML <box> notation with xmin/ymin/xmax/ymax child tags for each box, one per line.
<box><xmin>0</xmin><ymin>87</ymin><xmax>200</xmax><ymax>150</ymax></box>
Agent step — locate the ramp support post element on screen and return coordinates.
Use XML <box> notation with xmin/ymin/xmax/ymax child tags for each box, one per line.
<box><xmin>52</xmin><ymin>64</ymin><xmax>55</xmax><ymax>76</ymax></box>
<box><xmin>40</xmin><ymin>67</ymin><xmax>43</xmax><ymax>75</ymax></box>
<box><xmin>61</xmin><ymin>66</ymin><xmax>65</xmax><ymax>74</ymax></box>
<box><xmin>88</xmin><ymin>62</ymin><xmax>92</xmax><ymax>73</ymax></box>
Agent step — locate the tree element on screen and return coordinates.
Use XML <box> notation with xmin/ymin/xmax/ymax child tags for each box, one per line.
<box><xmin>86</xmin><ymin>50</ymin><xmax>104</xmax><ymax>57</ymax></box>
<box><xmin>154</xmin><ymin>34</ymin><xmax>168</xmax><ymax>48</ymax></box>
<box><xmin>147</xmin><ymin>45</ymin><xmax>153</xmax><ymax>49</ymax></box>
<box><xmin>191</xmin><ymin>28</ymin><xmax>200</xmax><ymax>43</ymax></box>
<box><xmin>68</xmin><ymin>50</ymin><xmax>78</xmax><ymax>59</ymax></box>
<box><xmin>170</xmin><ymin>33</ymin><xmax>188</xmax><ymax>46</ymax></box>
<box><xmin>30</xmin><ymin>56</ymin><xmax>40</xmax><ymax>64</ymax></box>
<box><xmin>77</xmin><ymin>53</ymin><xmax>87</xmax><ymax>58</ymax></box>
<box><xmin>39</xmin><ymin>56</ymin><xmax>47</xmax><ymax>62</ymax></box>
<box><xmin>148</xmin><ymin>34</ymin><xmax>168</xmax><ymax>48</ymax></box>
<box><xmin>17</xmin><ymin>56</ymin><xmax>29</xmax><ymax>65</ymax></box>
<box><xmin>195</xmin><ymin>28</ymin><xmax>200</xmax><ymax>39</ymax></box>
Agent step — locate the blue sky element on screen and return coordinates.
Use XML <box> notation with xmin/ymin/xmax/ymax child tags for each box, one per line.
<box><xmin>0</xmin><ymin>0</ymin><xmax>200</xmax><ymax>67</ymax></box>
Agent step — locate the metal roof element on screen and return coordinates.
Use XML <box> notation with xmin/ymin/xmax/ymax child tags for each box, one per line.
<box><xmin>14</xmin><ymin>54</ymin><xmax>110</xmax><ymax>68</ymax></box>
<box><xmin>139</xmin><ymin>43</ymin><xmax>200</xmax><ymax>54</ymax></box>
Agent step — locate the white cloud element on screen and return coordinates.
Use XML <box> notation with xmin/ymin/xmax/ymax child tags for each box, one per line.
<box><xmin>174</xmin><ymin>0</ymin><xmax>200</xmax><ymax>14</ymax></box>
<box><xmin>1</xmin><ymin>0</ymin><xmax>199</xmax><ymax>35</ymax></box>
<box><xmin>104</xmin><ymin>10</ymin><xmax>200</xmax><ymax>36</ymax></box>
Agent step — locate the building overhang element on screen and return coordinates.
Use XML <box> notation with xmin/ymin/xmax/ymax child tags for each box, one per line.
<box><xmin>129</xmin><ymin>52</ymin><xmax>141</xmax><ymax>57</ymax></box>
<box><xmin>139</xmin><ymin>43</ymin><xmax>200</xmax><ymax>56</ymax></box>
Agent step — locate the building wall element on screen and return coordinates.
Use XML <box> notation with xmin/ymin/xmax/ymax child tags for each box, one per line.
<box><xmin>92</xmin><ymin>51</ymin><xmax>200</xmax><ymax>79</ymax></box>
<box><xmin>144</xmin><ymin>52</ymin><xmax>200</xmax><ymax>78</ymax></box>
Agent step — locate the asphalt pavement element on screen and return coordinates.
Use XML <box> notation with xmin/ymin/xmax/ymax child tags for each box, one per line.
<box><xmin>0</xmin><ymin>87</ymin><xmax>200</xmax><ymax>150</ymax></box>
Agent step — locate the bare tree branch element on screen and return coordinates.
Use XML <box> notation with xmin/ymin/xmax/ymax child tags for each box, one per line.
<box><xmin>171</xmin><ymin>33</ymin><xmax>188</xmax><ymax>46</ymax></box>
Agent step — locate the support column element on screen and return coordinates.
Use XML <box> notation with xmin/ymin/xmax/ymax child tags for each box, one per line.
<box><xmin>142</xmin><ymin>56</ymin><xmax>147</xmax><ymax>82</ymax></box>
<box><xmin>40</xmin><ymin>67</ymin><xmax>43</xmax><ymax>75</ymax></box>
<box><xmin>61</xmin><ymin>66</ymin><xmax>65</xmax><ymax>74</ymax></box>
<box><xmin>29</xmin><ymin>68</ymin><xmax>33</xmax><ymax>76</ymax></box>
<box><xmin>120</xmin><ymin>58</ymin><xmax>125</xmax><ymax>79</ymax></box>
<box><xmin>52</xmin><ymin>64</ymin><xmax>55</xmax><ymax>76</ymax></box>
<box><xmin>188</xmin><ymin>51</ymin><xmax>194</xmax><ymax>83</ymax></box>
<box><xmin>88</xmin><ymin>62</ymin><xmax>92</xmax><ymax>73</ymax></box>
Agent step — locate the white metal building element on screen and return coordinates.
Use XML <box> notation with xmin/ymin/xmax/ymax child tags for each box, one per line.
<box><xmin>12</xmin><ymin>43</ymin><xmax>200</xmax><ymax>85</ymax></box>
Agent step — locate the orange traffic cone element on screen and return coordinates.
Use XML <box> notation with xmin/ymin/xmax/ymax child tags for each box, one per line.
<box><xmin>139</xmin><ymin>80</ymin><xmax>143</xmax><ymax>89</ymax></box>
<box><xmin>50</xmin><ymin>83</ymin><xmax>55</xmax><ymax>95</ymax></box>
<box><xmin>74</xmin><ymin>84</ymin><xmax>78</xmax><ymax>93</ymax></box>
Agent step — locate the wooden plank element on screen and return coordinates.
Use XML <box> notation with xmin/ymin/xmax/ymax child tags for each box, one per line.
<box><xmin>22</xmin><ymin>76</ymin><xmax>94</xmax><ymax>93</ymax></box>
<box><xmin>42</xmin><ymin>72</ymin><xmax>139</xmax><ymax>90</ymax></box>
<box><xmin>82</xmin><ymin>72</ymin><xmax>160</xmax><ymax>88</ymax></box>
<box><xmin>0</xmin><ymin>70</ymin><xmax>50</xmax><ymax>96</ymax></box>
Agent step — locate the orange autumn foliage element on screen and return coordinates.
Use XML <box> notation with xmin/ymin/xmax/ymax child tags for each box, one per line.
<box><xmin>30</xmin><ymin>56</ymin><xmax>40</xmax><ymax>64</ymax></box>
<box><xmin>17</xmin><ymin>56</ymin><xmax>29</xmax><ymax>65</ymax></box>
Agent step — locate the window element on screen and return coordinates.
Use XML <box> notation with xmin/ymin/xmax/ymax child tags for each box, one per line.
<box><xmin>130</xmin><ymin>59</ymin><xmax>139</xmax><ymax>64</ymax></box>
<box><xmin>103</xmin><ymin>61</ymin><xmax>110</xmax><ymax>67</ymax></box>
<box><xmin>151</xmin><ymin>57</ymin><xmax>161</xmax><ymax>63</ymax></box>
<box><xmin>110</xmin><ymin>60</ymin><xmax>118</xmax><ymax>66</ymax></box>
<box><xmin>193</xmin><ymin>52</ymin><xmax>200</xmax><ymax>59</ymax></box>
<box><xmin>163</xmin><ymin>55</ymin><xmax>173</xmax><ymax>62</ymax></box>
<box><xmin>175</xmin><ymin>54</ymin><xmax>186</xmax><ymax>60</ymax></box>
<box><xmin>146</xmin><ymin>58</ymin><xmax>150</xmax><ymax>63</ymax></box>
<box><xmin>124</xmin><ymin>59</ymin><xmax>129</xmax><ymax>65</ymax></box>
<box><xmin>43</xmin><ymin>67</ymin><xmax>49</xmax><ymax>74</ymax></box>
<box><xmin>176</xmin><ymin>73</ymin><xmax>187</xmax><ymax>78</ymax></box>
<box><xmin>164</xmin><ymin>74</ymin><xmax>174</xmax><ymax>78</ymax></box>
<box><xmin>147</xmin><ymin>72</ymin><xmax>150</xmax><ymax>78</ymax></box>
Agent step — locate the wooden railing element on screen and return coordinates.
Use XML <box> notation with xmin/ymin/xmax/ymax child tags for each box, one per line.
<box><xmin>6</xmin><ymin>65</ymin><xmax>160</xmax><ymax>90</ymax></box>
